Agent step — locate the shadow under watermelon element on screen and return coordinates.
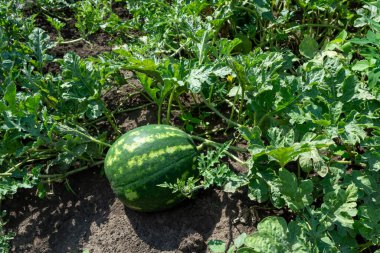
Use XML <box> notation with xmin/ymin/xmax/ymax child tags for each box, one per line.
<box><xmin>124</xmin><ymin>188</ymin><xmax>225</xmax><ymax>252</ymax></box>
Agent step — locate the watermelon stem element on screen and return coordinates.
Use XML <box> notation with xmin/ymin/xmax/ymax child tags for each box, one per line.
<box><xmin>37</xmin><ymin>160</ymin><xmax>104</xmax><ymax>182</ymax></box>
<box><xmin>166</xmin><ymin>85</ymin><xmax>177</xmax><ymax>124</ymax></box>
<box><xmin>202</xmin><ymin>96</ymin><xmax>242</xmax><ymax>128</ymax></box>
<box><xmin>2</xmin><ymin>155</ymin><xmax>56</xmax><ymax>175</ymax></box>
<box><xmin>196</xmin><ymin>143</ymin><xmax>205</xmax><ymax>151</ymax></box>
<box><xmin>157</xmin><ymin>104</ymin><xmax>162</xmax><ymax>124</ymax></box>
<box><xmin>190</xmin><ymin>135</ymin><xmax>246</xmax><ymax>152</ymax></box>
<box><xmin>58</xmin><ymin>124</ymin><xmax>112</xmax><ymax>148</ymax></box>
<box><xmin>191</xmin><ymin>135</ymin><xmax>247</xmax><ymax>165</ymax></box>
<box><xmin>104</xmin><ymin>106</ymin><xmax>121</xmax><ymax>135</ymax></box>
<box><xmin>83</xmin><ymin>103</ymin><xmax>153</xmax><ymax>127</ymax></box>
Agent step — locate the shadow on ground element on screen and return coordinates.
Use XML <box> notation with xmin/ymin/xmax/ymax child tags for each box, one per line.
<box><xmin>5</xmin><ymin>169</ymin><xmax>114</xmax><ymax>253</ymax></box>
<box><xmin>124</xmin><ymin>189</ymin><xmax>225</xmax><ymax>252</ymax></box>
<box><xmin>5</xmin><ymin>168</ymin><xmax>257</xmax><ymax>253</ymax></box>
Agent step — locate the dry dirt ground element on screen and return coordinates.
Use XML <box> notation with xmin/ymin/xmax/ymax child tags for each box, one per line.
<box><xmin>6</xmin><ymin>168</ymin><xmax>257</xmax><ymax>253</ymax></box>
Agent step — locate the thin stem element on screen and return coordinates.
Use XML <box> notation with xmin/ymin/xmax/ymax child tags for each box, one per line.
<box><xmin>297</xmin><ymin>162</ymin><xmax>301</xmax><ymax>180</ymax></box>
<box><xmin>190</xmin><ymin>91</ymin><xmax>199</xmax><ymax>104</ymax></box>
<box><xmin>284</xmin><ymin>23</ymin><xmax>338</xmax><ymax>33</ymax></box>
<box><xmin>196</xmin><ymin>143</ymin><xmax>205</xmax><ymax>151</ymax></box>
<box><xmin>332</xmin><ymin>160</ymin><xmax>367</xmax><ymax>168</ymax></box>
<box><xmin>190</xmin><ymin>135</ymin><xmax>247</xmax><ymax>153</ymax></box>
<box><xmin>38</xmin><ymin>161</ymin><xmax>104</xmax><ymax>180</ymax></box>
<box><xmin>84</xmin><ymin>103</ymin><xmax>153</xmax><ymax>127</ymax></box>
<box><xmin>258</xmin><ymin>113</ymin><xmax>269</xmax><ymax>128</ymax></box>
<box><xmin>334</xmin><ymin>160</ymin><xmax>351</xmax><ymax>164</ymax></box>
<box><xmin>196</xmin><ymin>138</ymin><xmax>246</xmax><ymax>165</ymax></box>
<box><xmin>225</xmin><ymin>151</ymin><xmax>246</xmax><ymax>165</ymax></box>
<box><xmin>0</xmin><ymin>155</ymin><xmax>56</xmax><ymax>177</ymax></box>
<box><xmin>157</xmin><ymin>103</ymin><xmax>162</xmax><ymax>124</ymax></box>
<box><xmin>57</xmin><ymin>38</ymin><xmax>86</xmax><ymax>45</ymax></box>
<box><xmin>189</xmin><ymin>135</ymin><xmax>247</xmax><ymax>166</ymax></box>
<box><xmin>40</xmin><ymin>6</ymin><xmax>71</xmax><ymax>21</ymax></box>
<box><xmin>197</xmin><ymin>127</ymin><xmax>226</xmax><ymax>137</ymax></box>
<box><xmin>59</xmin><ymin>124</ymin><xmax>112</xmax><ymax>147</ymax></box>
<box><xmin>226</xmin><ymin>96</ymin><xmax>239</xmax><ymax>130</ymax></box>
<box><xmin>359</xmin><ymin>241</ymin><xmax>374</xmax><ymax>252</ymax></box>
<box><xmin>238</xmin><ymin>84</ymin><xmax>245</xmax><ymax>124</ymax></box>
<box><xmin>0</xmin><ymin>161</ymin><xmax>25</xmax><ymax>177</ymax></box>
<box><xmin>116</xmin><ymin>103</ymin><xmax>154</xmax><ymax>114</ymax></box>
<box><xmin>174</xmin><ymin>96</ymin><xmax>186</xmax><ymax>114</ymax></box>
<box><xmin>208</xmin><ymin>84</ymin><xmax>214</xmax><ymax>101</ymax></box>
<box><xmin>166</xmin><ymin>86</ymin><xmax>177</xmax><ymax>124</ymax></box>
<box><xmin>170</xmin><ymin>39</ymin><xmax>191</xmax><ymax>57</ymax></box>
<box><xmin>225</xmin><ymin>98</ymin><xmax>239</xmax><ymax>114</ymax></box>
<box><xmin>202</xmin><ymin>97</ymin><xmax>242</xmax><ymax>128</ymax></box>
<box><xmin>104</xmin><ymin>106</ymin><xmax>121</xmax><ymax>135</ymax></box>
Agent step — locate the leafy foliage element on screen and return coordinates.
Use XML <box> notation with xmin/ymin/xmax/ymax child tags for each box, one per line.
<box><xmin>1</xmin><ymin>0</ymin><xmax>380</xmax><ymax>252</ymax></box>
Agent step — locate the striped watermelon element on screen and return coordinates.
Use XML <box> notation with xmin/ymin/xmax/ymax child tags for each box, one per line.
<box><xmin>104</xmin><ymin>124</ymin><xmax>198</xmax><ymax>212</ymax></box>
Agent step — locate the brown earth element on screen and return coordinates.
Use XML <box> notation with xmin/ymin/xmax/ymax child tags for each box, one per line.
<box><xmin>5</xmin><ymin>169</ymin><xmax>258</xmax><ymax>253</ymax></box>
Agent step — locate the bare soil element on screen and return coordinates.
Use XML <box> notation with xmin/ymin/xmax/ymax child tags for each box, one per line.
<box><xmin>6</xmin><ymin>169</ymin><xmax>257</xmax><ymax>253</ymax></box>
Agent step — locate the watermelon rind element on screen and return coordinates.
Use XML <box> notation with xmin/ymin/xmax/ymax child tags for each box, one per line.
<box><xmin>104</xmin><ymin>124</ymin><xmax>198</xmax><ymax>212</ymax></box>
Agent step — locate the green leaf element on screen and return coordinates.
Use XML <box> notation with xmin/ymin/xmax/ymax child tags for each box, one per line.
<box><xmin>208</xmin><ymin>240</ymin><xmax>226</xmax><ymax>253</ymax></box>
<box><xmin>228</xmin><ymin>86</ymin><xmax>242</xmax><ymax>97</ymax></box>
<box><xmin>215</xmin><ymin>38</ymin><xmax>243</xmax><ymax>57</ymax></box>
<box><xmin>236</xmin><ymin>247</ymin><xmax>257</xmax><ymax>253</ymax></box>
<box><xmin>234</xmin><ymin>233</ymin><xmax>248</xmax><ymax>248</ymax></box>
<box><xmin>343</xmin><ymin>121</ymin><xmax>367</xmax><ymax>145</ymax></box>
<box><xmin>343</xmin><ymin>171</ymin><xmax>377</xmax><ymax>197</ymax></box>
<box><xmin>248</xmin><ymin>177</ymin><xmax>269</xmax><ymax>203</ymax></box>
<box><xmin>355</xmin><ymin>204</ymin><xmax>380</xmax><ymax>243</ymax></box>
<box><xmin>352</xmin><ymin>60</ymin><xmax>371</xmax><ymax>71</ymax></box>
<box><xmin>299</xmin><ymin>36</ymin><xmax>319</xmax><ymax>59</ymax></box>
<box><xmin>267</xmin><ymin>145</ymin><xmax>310</xmax><ymax>168</ymax></box>
<box><xmin>45</xmin><ymin>15</ymin><xmax>65</xmax><ymax>33</ymax></box>
<box><xmin>37</xmin><ymin>182</ymin><xmax>47</xmax><ymax>199</ymax></box>
<box><xmin>257</xmin><ymin>216</ymin><xmax>288</xmax><ymax>238</ymax></box>
<box><xmin>287</xmin><ymin>220</ymin><xmax>313</xmax><ymax>253</ymax></box>
<box><xmin>86</xmin><ymin>101</ymin><xmax>105</xmax><ymax>119</ymax></box>
<box><xmin>361</xmin><ymin>151</ymin><xmax>380</xmax><ymax>172</ymax></box>
<box><xmin>341</xmin><ymin>75</ymin><xmax>357</xmax><ymax>102</ymax></box>
<box><xmin>197</xmin><ymin>143</ymin><xmax>237</xmax><ymax>190</ymax></box>
<box><xmin>275</xmin><ymin>169</ymin><xmax>314</xmax><ymax>211</ymax></box>
<box><xmin>186</xmin><ymin>66</ymin><xmax>213</xmax><ymax>93</ymax></box>
<box><xmin>299</xmin><ymin>149</ymin><xmax>328</xmax><ymax>177</ymax></box>
<box><xmin>124</xmin><ymin>59</ymin><xmax>164</xmax><ymax>83</ymax></box>
<box><xmin>27</xmin><ymin>28</ymin><xmax>53</xmax><ymax>68</ymax></box>
<box><xmin>239</xmin><ymin>126</ymin><xmax>265</xmax><ymax>156</ymax></box>
<box><xmin>4</xmin><ymin>82</ymin><xmax>16</xmax><ymax>112</ymax></box>
<box><xmin>186</xmin><ymin>65</ymin><xmax>231</xmax><ymax>93</ymax></box>
<box><xmin>268</xmin><ymin>128</ymin><xmax>295</xmax><ymax>147</ymax></box>
<box><xmin>321</xmin><ymin>184</ymin><xmax>358</xmax><ymax>229</ymax></box>
<box><xmin>244</xmin><ymin>217</ymin><xmax>289</xmax><ymax>253</ymax></box>
<box><xmin>229</xmin><ymin>58</ymin><xmax>251</xmax><ymax>89</ymax></box>
<box><xmin>25</xmin><ymin>93</ymin><xmax>42</xmax><ymax>114</ymax></box>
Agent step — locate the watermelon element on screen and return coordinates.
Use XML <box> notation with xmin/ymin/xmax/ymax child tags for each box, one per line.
<box><xmin>104</xmin><ymin>124</ymin><xmax>198</xmax><ymax>212</ymax></box>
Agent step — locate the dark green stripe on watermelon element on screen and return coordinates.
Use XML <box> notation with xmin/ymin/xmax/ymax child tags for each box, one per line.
<box><xmin>104</xmin><ymin>124</ymin><xmax>198</xmax><ymax>212</ymax></box>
